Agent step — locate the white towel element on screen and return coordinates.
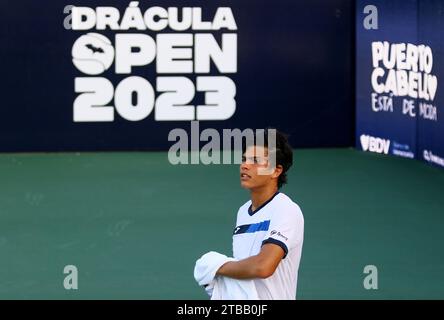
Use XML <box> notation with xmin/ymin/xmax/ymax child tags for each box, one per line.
<box><xmin>194</xmin><ymin>251</ymin><xmax>259</xmax><ymax>300</ymax></box>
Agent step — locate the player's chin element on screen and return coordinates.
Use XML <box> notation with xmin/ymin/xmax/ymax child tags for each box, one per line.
<box><xmin>240</xmin><ymin>180</ymin><xmax>253</xmax><ymax>189</ymax></box>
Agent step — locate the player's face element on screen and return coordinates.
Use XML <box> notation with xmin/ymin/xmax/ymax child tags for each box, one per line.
<box><xmin>240</xmin><ymin>146</ymin><xmax>275</xmax><ymax>190</ymax></box>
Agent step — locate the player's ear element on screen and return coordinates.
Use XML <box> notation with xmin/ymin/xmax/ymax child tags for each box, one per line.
<box><xmin>272</xmin><ymin>164</ymin><xmax>283</xmax><ymax>179</ymax></box>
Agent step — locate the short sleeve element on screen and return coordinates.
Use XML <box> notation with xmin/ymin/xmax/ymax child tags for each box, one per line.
<box><xmin>262</xmin><ymin>204</ymin><xmax>304</xmax><ymax>258</ymax></box>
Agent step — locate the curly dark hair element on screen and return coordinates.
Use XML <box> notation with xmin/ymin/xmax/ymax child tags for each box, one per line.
<box><xmin>242</xmin><ymin>128</ymin><xmax>293</xmax><ymax>189</ymax></box>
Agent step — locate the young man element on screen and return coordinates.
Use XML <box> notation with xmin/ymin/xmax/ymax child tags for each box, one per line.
<box><xmin>216</xmin><ymin>129</ymin><xmax>304</xmax><ymax>300</ymax></box>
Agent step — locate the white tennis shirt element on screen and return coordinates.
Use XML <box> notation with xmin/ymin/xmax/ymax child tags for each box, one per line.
<box><xmin>232</xmin><ymin>192</ymin><xmax>304</xmax><ymax>300</ymax></box>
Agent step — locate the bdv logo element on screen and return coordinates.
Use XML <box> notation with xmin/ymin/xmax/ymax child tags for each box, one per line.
<box><xmin>360</xmin><ymin>134</ymin><xmax>390</xmax><ymax>154</ymax></box>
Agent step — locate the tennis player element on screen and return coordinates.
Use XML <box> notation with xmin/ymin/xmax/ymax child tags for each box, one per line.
<box><xmin>216</xmin><ymin>129</ymin><xmax>304</xmax><ymax>299</ymax></box>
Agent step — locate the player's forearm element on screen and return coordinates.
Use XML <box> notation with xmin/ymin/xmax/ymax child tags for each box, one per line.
<box><xmin>216</xmin><ymin>255</ymin><xmax>273</xmax><ymax>279</ymax></box>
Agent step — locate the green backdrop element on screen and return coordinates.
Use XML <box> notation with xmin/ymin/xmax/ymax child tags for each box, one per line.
<box><xmin>1</xmin><ymin>149</ymin><xmax>443</xmax><ymax>299</ymax></box>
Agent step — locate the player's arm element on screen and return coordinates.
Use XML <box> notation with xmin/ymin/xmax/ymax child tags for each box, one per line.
<box><xmin>216</xmin><ymin>243</ymin><xmax>284</xmax><ymax>279</ymax></box>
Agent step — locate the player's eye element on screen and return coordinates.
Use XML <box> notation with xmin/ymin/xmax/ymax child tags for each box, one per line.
<box><xmin>242</xmin><ymin>156</ymin><xmax>264</xmax><ymax>164</ymax></box>
<box><xmin>255</xmin><ymin>158</ymin><xmax>268</xmax><ymax>165</ymax></box>
<box><xmin>242</xmin><ymin>156</ymin><xmax>255</xmax><ymax>164</ymax></box>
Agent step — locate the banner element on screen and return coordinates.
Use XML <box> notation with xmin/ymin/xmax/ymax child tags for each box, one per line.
<box><xmin>356</xmin><ymin>0</ymin><xmax>443</xmax><ymax>169</ymax></box>
<box><xmin>0</xmin><ymin>0</ymin><xmax>353</xmax><ymax>152</ymax></box>
<box><xmin>417</xmin><ymin>0</ymin><xmax>444</xmax><ymax>168</ymax></box>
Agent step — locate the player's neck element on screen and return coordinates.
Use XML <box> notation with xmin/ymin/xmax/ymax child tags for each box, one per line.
<box><xmin>250</xmin><ymin>185</ymin><xmax>279</xmax><ymax>212</ymax></box>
